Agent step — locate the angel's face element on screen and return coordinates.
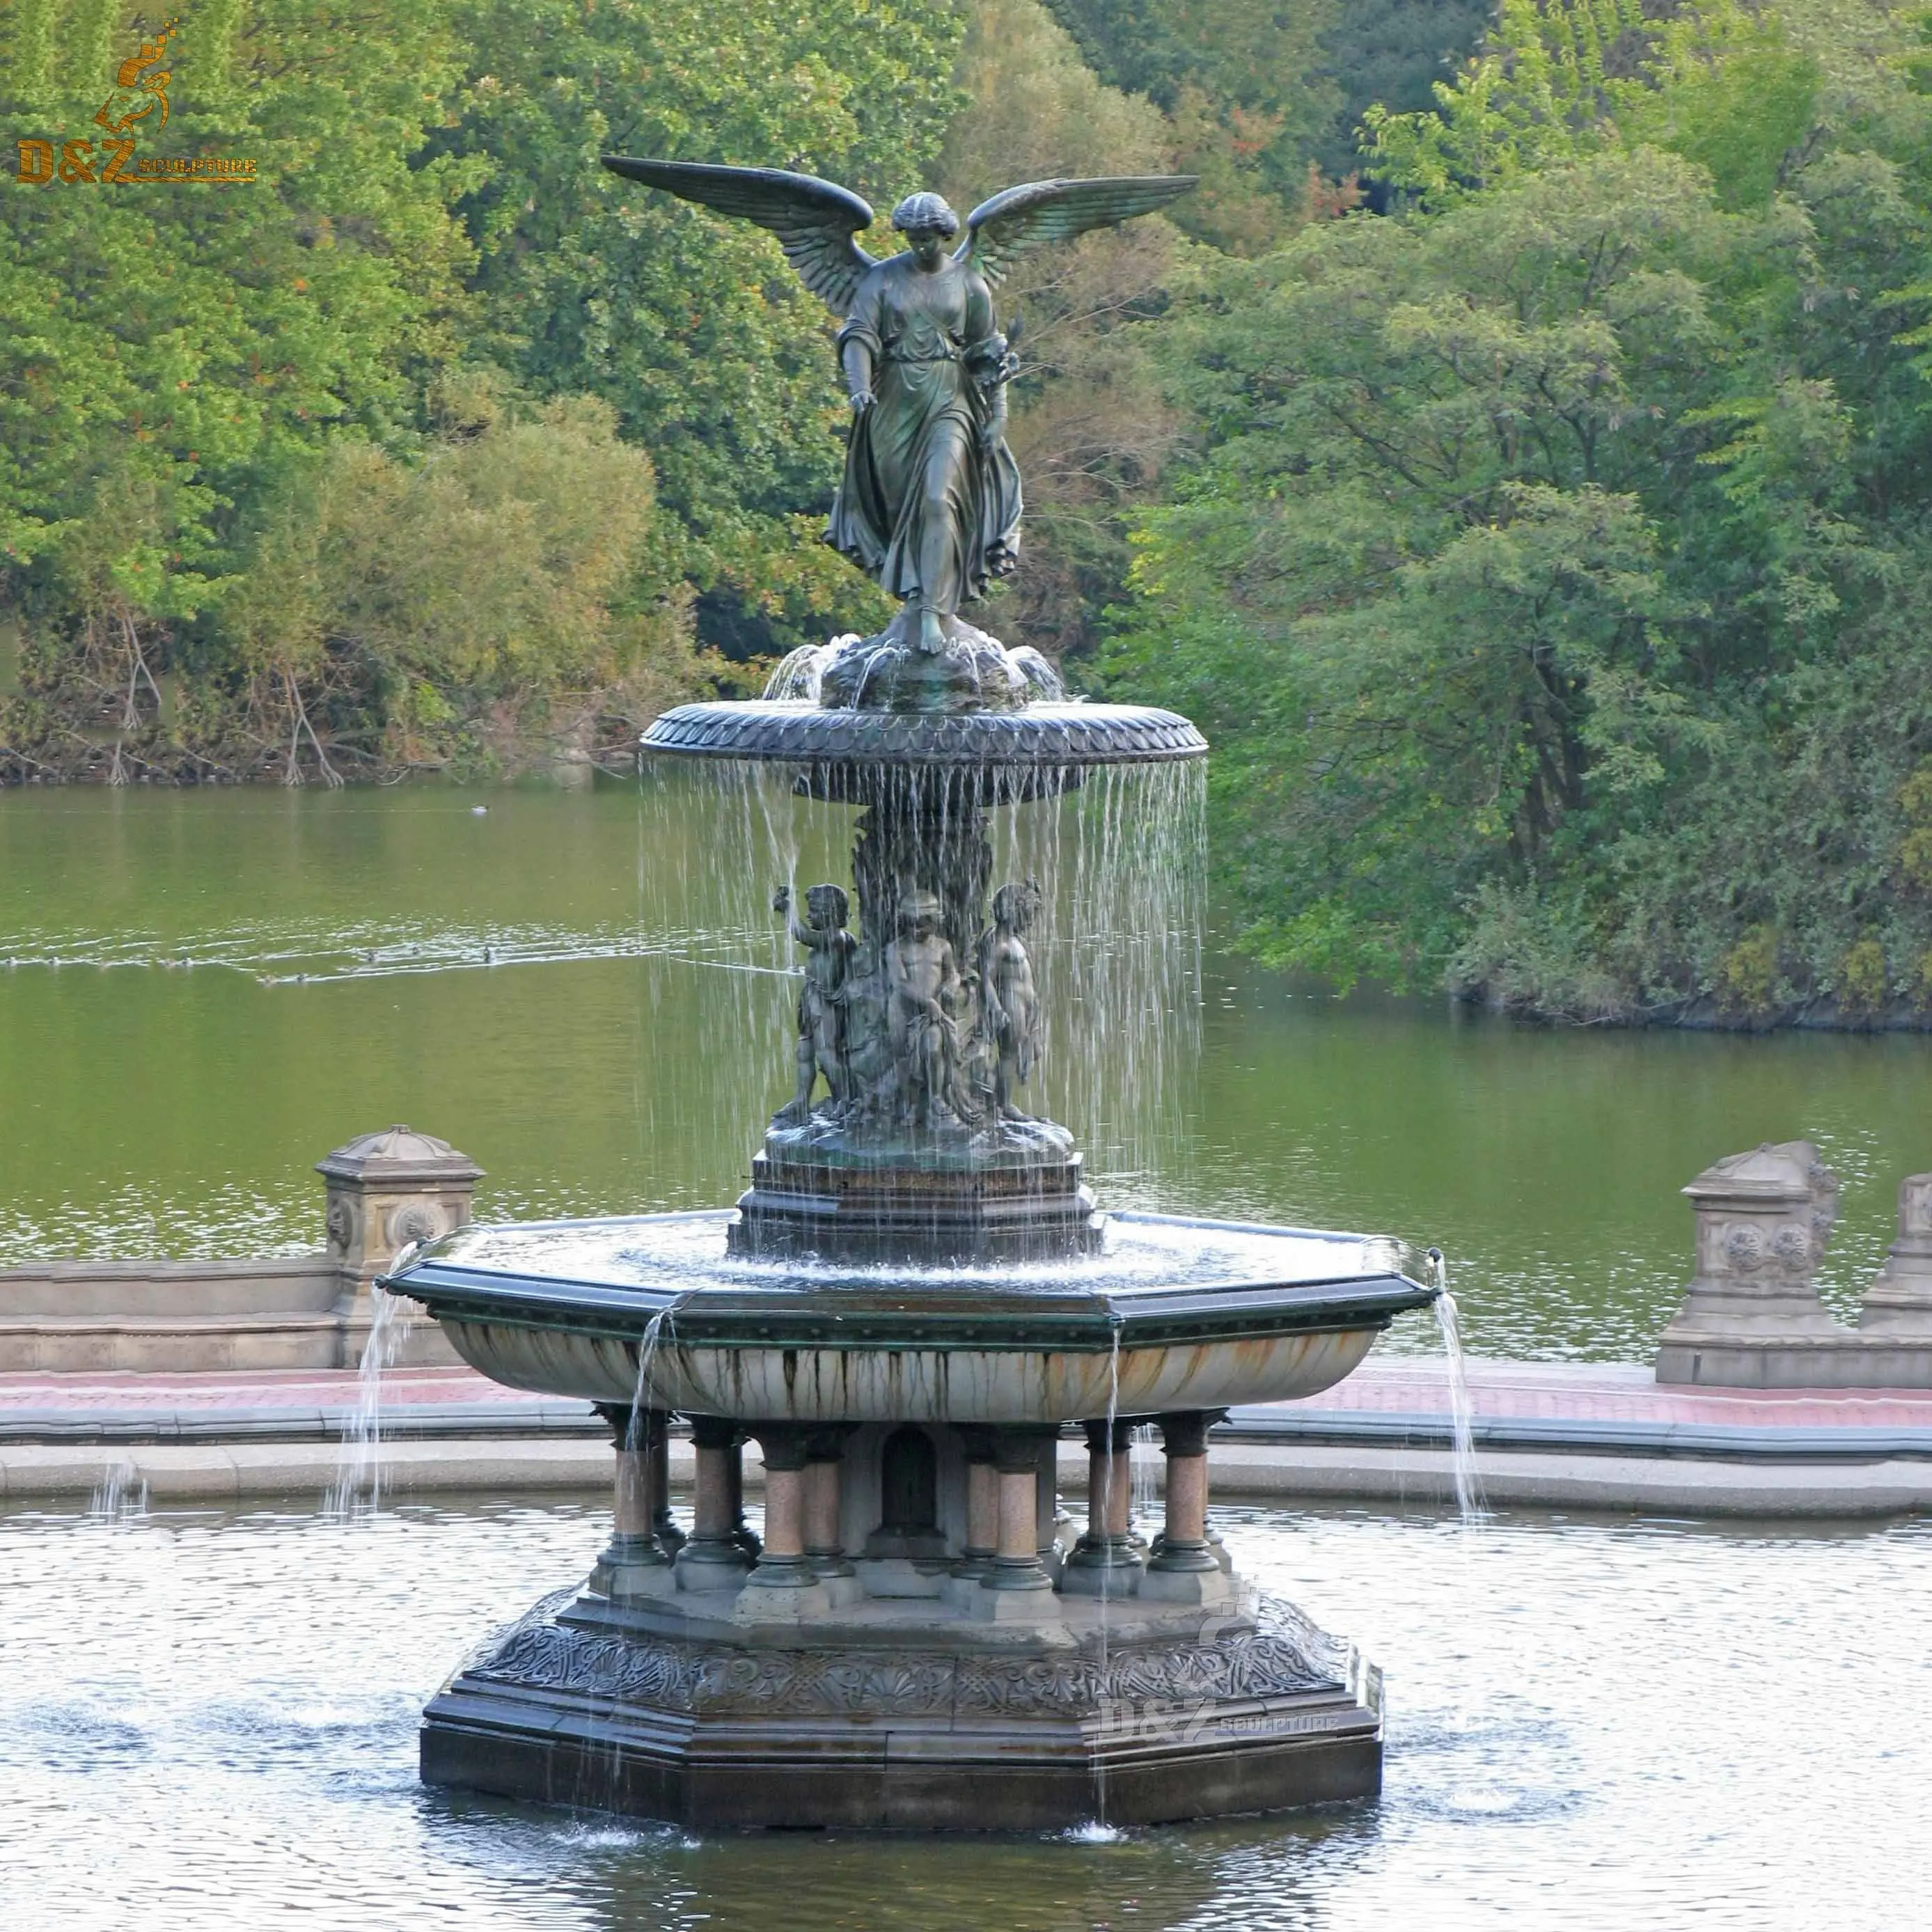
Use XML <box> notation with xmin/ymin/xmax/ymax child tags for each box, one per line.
<box><xmin>903</xmin><ymin>224</ymin><xmax>950</xmax><ymax>271</ymax></box>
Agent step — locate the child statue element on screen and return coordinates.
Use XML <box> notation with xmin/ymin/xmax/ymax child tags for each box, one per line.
<box><xmin>886</xmin><ymin>888</ymin><xmax>973</xmax><ymax>1129</ymax></box>
<box><xmin>979</xmin><ymin>880</ymin><xmax>1044</xmax><ymax>1119</ymax></box>
<box><xmin>773</xmin><ymin>883</ymin><xmax>857</xmax><ymax>1125</ymax></box>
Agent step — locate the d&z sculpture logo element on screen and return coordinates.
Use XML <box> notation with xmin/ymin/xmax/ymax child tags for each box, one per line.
<box><xmin>15</xmin><ymin>17</ymin><xmax>256</xmax><ymax>187</ymax></box>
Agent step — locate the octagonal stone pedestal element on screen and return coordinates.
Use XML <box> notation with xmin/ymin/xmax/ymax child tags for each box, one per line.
<box><xmin>390</xmin><ymin>1209</ymin><xmax>1423</xmax><ymax>1830</ymax></box>
<box><xmin>421</xmin><ymin>1587</ymin><xmax>1381</xmax><ymax>1831</ymax></box>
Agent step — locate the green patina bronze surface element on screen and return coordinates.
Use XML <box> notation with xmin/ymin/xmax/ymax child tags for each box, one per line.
<box><xmin>601</xmin><ymin>158</ymin><xmax>1193</xmax><ymax>686</ymax></box>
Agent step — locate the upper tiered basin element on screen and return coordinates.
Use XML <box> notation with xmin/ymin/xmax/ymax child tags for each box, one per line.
<box><xmin>641</xmin><ymin>698</ymin><xmax>1207</xmax><ymax>802</ymax></box>
<box><xmin>386</xmin><ymin>1209</ymin><xmax>1433</xmax><ymax>1424</ymax></box>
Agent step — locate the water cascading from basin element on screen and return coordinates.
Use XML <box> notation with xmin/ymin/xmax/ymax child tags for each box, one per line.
<box><xmin>632</xmin><ymin>749</ymin><xmax>1206</xmax><ymax>1213</ymax></box>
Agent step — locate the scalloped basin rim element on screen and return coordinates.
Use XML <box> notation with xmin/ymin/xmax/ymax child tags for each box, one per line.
<box><xmin>639</xmin><ymin>700</ymin><xmax>1209</xmax><ymax>768</ymax></box>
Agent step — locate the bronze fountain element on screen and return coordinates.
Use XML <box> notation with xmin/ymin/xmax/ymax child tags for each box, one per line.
<box><xmin>386</xmin><ymin>153</ymin><xmax>1434</xmax><ymax>1831</ymax></box>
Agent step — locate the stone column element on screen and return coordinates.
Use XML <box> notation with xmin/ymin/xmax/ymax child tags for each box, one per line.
<box><xmin>1060</xmin><ymin>1417</ymin><xmax>1140</xmax><ymax>1597</ymax></box>
<box><xmin>1655</xmin><ymin>1142</ymin><xmax>1844</xmax><ymax>1387</ymax></box>
<box><xmin>803</xmin><ymin>1425</ymin><xmax>856</xmax><ymax>1579</ymax></box>
<box><xmin>1860</xmin><ymin>1174</ymin><xmax>1932</xmax><ymax>1333</ymax></box>
<box><xmin>675</xmin><ymin>1414</ymin><xmax>754</xmax><ymax>1592</ymax></box>
<box><xmin>728</xmin><ymin>1432</ymin><xmax>762</xmax><ymax>1560</ymax></box>
<box><xmin>1140</xmin><ymin>1411</ymin><xmax>1236</xmax><ymax>1605</ymax></box>
<box><xmin>317</xmin><ymin>1125</ymin><xmax>482</xmax><ymax>1369</ymax></box>
<box><xmin>959</xmin><ymin>1427</ymin><xmax>1000</xmax><ymax>1576</ymax></box>
<box><xmin>650</xmin><ymin>1430</ymin><xmax>686</xmax><ymax>1555</ymax></box>
<box><xmin>981</xmin><ymin>1428</ymin><xmax>1055</xmax><ymax>1600</ymax></box>
<box><xmin>952</xmin><ymin>1425</ymin><xmax>999</xmax><ymax>1581</ymax></box>
<box><xmin>741</xmin><ymin>1426</ymin><xmax>818</xmax><ymax>1591</ymax></box>
<box><xmin>590</xmin><ymin>1406</ymin><xmax>675</xmax><ymax>1600</ymax></box>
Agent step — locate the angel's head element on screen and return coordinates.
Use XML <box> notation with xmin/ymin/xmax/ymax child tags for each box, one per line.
<box><xmin>892</xmin><ymin>191</ymin><xmax>958</xmax><ymax>267</ymax></box>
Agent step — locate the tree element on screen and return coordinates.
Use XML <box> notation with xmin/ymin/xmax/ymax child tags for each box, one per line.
<box><xmin>1105</xmin><ymin>0</ymin><xmax>1932</xmax><ymax>1018</ymax></box>
<box><xmin>1</xmin><ymin>0</ymin><xmax>479</xmax><ymax>778</ymax></box>
<box><xmin>435</xmin><ymin>0</ymin><xmax>965</xmax><ymax>660</ymax></box>
<box><xmin>1041</xmin><ymin>0</ymin><xmax>1342</xmax><ymax>249</ymax></box>
<box><xmin>217</xmin><ymin>382</ymin><xmax>698</xmax><ymax>781</ymax></box>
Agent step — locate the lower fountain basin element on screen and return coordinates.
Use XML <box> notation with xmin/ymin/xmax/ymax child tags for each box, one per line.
<box><xmin>386</xmin><ymin>1210</ymin><xmax>1433</xmax><ymax>1424</ymax></box>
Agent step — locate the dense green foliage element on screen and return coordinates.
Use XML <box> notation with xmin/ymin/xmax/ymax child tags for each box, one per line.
<box><xmin>1106</xmin><ymin>0</ymin><xmax>1932</xmax><ymax>1021</ymax></box>
<box><xmin>0</xmin><ymin>0</ymin><xmax>962</xmax><ymax>778</ymax></box>
<box><xmin>17</xmin><ymin>0</ymin><xmax>1929</xmax><ymax>1032</ymax></box>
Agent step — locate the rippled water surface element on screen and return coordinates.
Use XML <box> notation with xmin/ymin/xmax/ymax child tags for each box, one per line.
<box><xmin>3</xmin><ymin>1496</ymin><xmax>1926</xmax><ymax>1930</ymax></box>
<box><xmin>6</xmin><ymin>786</ymin><xmax>1932</xmax><ymax>1357</ymax></box>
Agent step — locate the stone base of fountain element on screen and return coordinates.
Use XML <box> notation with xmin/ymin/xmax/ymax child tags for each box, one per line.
<box><xmin>419</xmin><ymin>1586</ymin><xmax>1381</xmax><ymax>1831</ymax></box>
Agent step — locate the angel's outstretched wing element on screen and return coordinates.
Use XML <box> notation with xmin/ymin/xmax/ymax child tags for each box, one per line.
<box><xmin>601</xmin><ymin>157</ymin><xmax>876</xmax><ymax>315</ymax></box>
<box><xmin>955</xmin><ymin>176</ymin><xmax>1197</xmax><ymax>286</ymax></box>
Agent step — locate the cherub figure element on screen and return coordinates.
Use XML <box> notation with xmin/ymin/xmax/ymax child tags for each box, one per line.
<box><xmin>773</xmin><ymin>883</ymin><xmax>857</xmax><ymax>1125</ymax></box>
<box><xmin>886</xmin><ymin>889</ymin><xmax>973</xmax><ymax>1128</ymax></box>
<box><xmin>979</xmin><ymin>880</ymin><xmax>1044</xmax><ymax>1120</ymax></box>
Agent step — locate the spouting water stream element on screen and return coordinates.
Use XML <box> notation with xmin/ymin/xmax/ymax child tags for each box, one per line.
<box><xmin>1429</xmin><ymin>1248</ymin><xmax>1489</xmax><ymax>1525</ymax></box>
<box><xmin>326</xmin><ymin>1277</ymin><xmax>414</xmax><ymax>1519</ymax></box>
<box><xmin>1129</xmin><ymin>1422</ymin><xmax>1157</xmax><ymax>1533</ymax></box>
<box><xmin>624</xmin><ymin>1307</ymin><xmax>673</xmax><ymax>1453</ymax></box>
<box><xmin>89</xmin><ymin>1460</ymin><xmax>148</xmax><ymax>1523</ymax></box>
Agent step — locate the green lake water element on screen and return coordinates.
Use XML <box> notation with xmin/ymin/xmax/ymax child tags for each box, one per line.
<box><xmin>3</xmin><ymin>784</ymin><xmax>1929</xmax><ymax>1361</ymax></box>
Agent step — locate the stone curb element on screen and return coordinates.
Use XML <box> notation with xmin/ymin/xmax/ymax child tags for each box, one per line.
<box><xmin>1203</xmin><ymin>1443</ymin><xmax>1932</xmax><ymax>1516</ymax></box>
<box><xmin>4</xmin><ymin>1435</ymin><xmax>1928</xmax><ymax>1516</ymax></box>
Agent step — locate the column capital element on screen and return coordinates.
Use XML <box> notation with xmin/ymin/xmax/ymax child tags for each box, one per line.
<box><xmin>748</xmin><ymin>1422</ymin><xmax>815</xmax><ymax>1472</ymax></box>
<box><xmin>991</xmin><ymin>1424</ymin><xmax>1058</xmax><ymax>1473</ymax></box>
<box><xmin>1156</xmin><ymin>1409</ymin><xmax>1225</xmax><ymax>1459</ymax></box>
<box><xmin>595</xmin><ymin>1403</ymin><xmax>673</xmax><ymax>1450</ymax></box>
<box><xmin>802</xmin><ymin>1422</ymin><xmax>858</xmax><ymax>1462</ymax></box>
<box><xmin>687</xmin><ymin>1413</ymin><xmax>741</xmax><ymax>1452</ymax></box>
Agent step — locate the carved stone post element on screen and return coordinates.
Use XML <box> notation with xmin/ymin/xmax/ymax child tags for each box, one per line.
<box><xmin>981</xmin><ymin>1427</ymin><xmax>1056</xmax><ymax>1601</ymax></box>
<box><xmin>1654</xmin><ymin>1142</ymin><xmax>1842</xmax><ymax>1387</ymax></box>
<box><xmin>1860</xmin><ymin>1174</ymin><xmax>1932</xmax><ymax>1334</ymax></box>
<box><xmin>675</xmin><ymin>1415</ymin><xmax>753</xmax><ymax>1592</ymax></box>
<box><xmin>741</xmin><ymin>1426</ymin><xmax>819</xmax><ymax>1592</ymax></box>
<box><xmin>803</xmin><ymin>1424</ymin><xmax>857</xmax><ymax>1578</ymax></box>
<box><xmin>1141</xmin><ymin>1411</ymin><xmax>1234</xmax><ymax>1605</ymax></box>
<box><xmin>952</xmin><ymin>1425</ymin><xmax>999</xmax><ymax>1580</ymax></box>
<box><xmin>590</xmin><ymin>1406</ymin><xmax>675</xmax><ymax>1600</ymax></box>
<box><xmin>1060</xmin><ymin>1417</ymin><xmax>1140</xmax><ymax>1596</ymax></box>
<box><xmin>317</xmin><ymin>1125</ymin><xmax>482</xmax><ymax>1369</ymax></box>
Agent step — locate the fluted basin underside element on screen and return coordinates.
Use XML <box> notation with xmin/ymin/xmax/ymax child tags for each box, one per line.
<box><xmin>386</xmin><ymin>1210</ymin><xmax>1431</xmax><ymax>1425</ymax></box>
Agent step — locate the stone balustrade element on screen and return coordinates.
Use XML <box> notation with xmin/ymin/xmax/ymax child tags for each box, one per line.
<box><xmin>0</xmin><ymin>1126</ymin><xmax>480</xmax><ymax>1372</ymax></box>
<box><xmin>1657</xmin><ymin>1141</ymin><xmax>1932</xmax><ymax>1387</ymax></box>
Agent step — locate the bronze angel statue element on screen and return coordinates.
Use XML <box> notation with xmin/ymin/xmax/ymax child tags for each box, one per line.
<box><xmin>602</xmin><ymin>159</ymin><xmax>1193</xmax><ymax>671</ymax></box>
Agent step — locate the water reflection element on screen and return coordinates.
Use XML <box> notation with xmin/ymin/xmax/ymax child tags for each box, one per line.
<box><xmin>1</xmin><ymin>1498</ymin><xmax>1929</xmax><ymax>1930</ymax></box>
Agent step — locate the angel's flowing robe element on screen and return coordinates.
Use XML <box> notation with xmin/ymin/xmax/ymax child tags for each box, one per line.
<box><xmin>827</xmin><ymin>255</ymin><xmax>1023</xmax><ymax>618</ymax></box>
